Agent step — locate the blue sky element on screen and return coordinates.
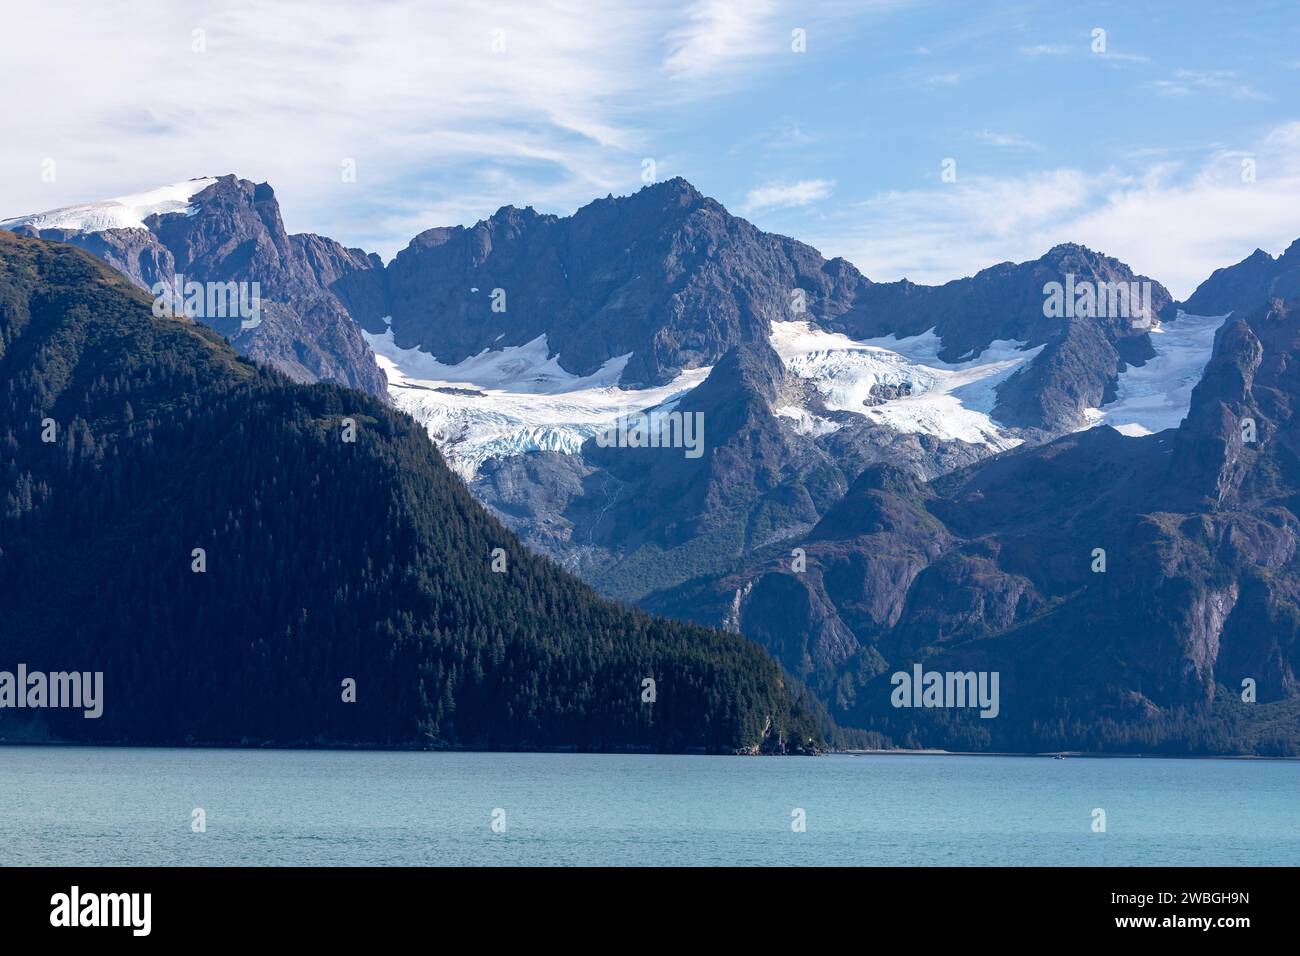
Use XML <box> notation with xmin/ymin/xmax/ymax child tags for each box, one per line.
<box><xmin>4</xmin><ymin>0</ymin><xmax>1300</xmax><ymax>296</ymax></box>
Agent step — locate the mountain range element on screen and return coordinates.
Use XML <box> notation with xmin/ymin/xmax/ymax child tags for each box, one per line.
<box><xmin>4</xmin><ymin>177</ymin><xmax>387</xmax><ymax>398</ymax></box>
<box><xmin>0</xmin><ymin>231</ymin><xmax>817</xmax><ymax>752</ymax></box>
<box><xmin>5</xmin><ymin>176</ymin><xmax>1298</xmax><ymax>754</ymax></box>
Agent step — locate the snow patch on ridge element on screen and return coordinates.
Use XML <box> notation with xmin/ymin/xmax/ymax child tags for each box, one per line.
<box><xmin>364</xmin><ymin>330</ymin><xmax>711</xmax><ymax>479</ymax></box>
<box><xmin>774</xmin><ymin>404</ymin><xmax>842</xmax><ymax>437</ymax></box>
<box><xmin>1087</xmin><ymin>311</ymin><xmax>1225</xmax><ymax>437</ymax></box>
<box><xmin>1</xmin><ymin>178</ymin><xmax>219</xmax><ymax>234</ymax></box>
<box><xmin>769</xmin><ymin>321</ymin><xmax>1041</xmax><ymax>448</ymax></box>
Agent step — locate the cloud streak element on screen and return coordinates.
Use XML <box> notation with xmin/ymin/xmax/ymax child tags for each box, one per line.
<box><xmin>1152</xmin><ymin>69</ymin><xmax>1267</xmax><ymax>100</ymax></box>
<box><xmin>744</xmin><ymin>178</ymin><xmax>836</xmax><ymax>212</ymax></box>
<box><xmin>1</xmin><ymin>1</ymin><xmax>715</xmax><ymax>259</ymax></box>
<box><xmin>975</xmin><ymin>130</ymin><xmax>1041</xmax><ymax>149</ymax></box>
<box><xmin>2</xmin><ymin>0</ymin><xmax>1296</xmax><ymax>302</ymax></box>
<box><xmin>809</xmin><ymin>123</ymin><xmax>1300</xmax><ymax>299</ymax></box>
<box><xmin>662</xmin><ymin>0</ymin><xmax>783</xmax><ymax>80</ymax></box>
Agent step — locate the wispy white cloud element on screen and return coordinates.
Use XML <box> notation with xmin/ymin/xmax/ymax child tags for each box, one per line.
<box><xmin>1018</xmin><ymin>28</ymin><xmax>1148</xmax><ymax>63</ymax></box>
<box><xmin>1097</xmin><ymin>49</ymin><xmax>1151</xmax><ymax>64</ymax></box>
<box><xmin>1</xmin><ymin>0</ymin><xmax>897</xmax><ymax>260</ymax></box>
<box><xmin>728</xmin><ymin>122</ymin><xmax>823</xmax><ymax>156</ymax></box>
<box><xmin>2</xmin><ymin>0</ymin><xmax>690</xmax><ymax>259</ymax></box>
<box><xmin>4</xmin><ymin>0</ymin><xmax>1295</xmax><ymax>304</ymax></box>
<box><xmin>923</xmin><ymin>72</ymin><xmax>962</xmax><ymax>86</ymax></box>
<box><xmin>662</xmin><ymin>0</ymin><xmax>783</xmax><ymax>80</ymax></box>
<box><xmin>975</xmin><ymin>130</ymin><xmax>1041</xmax><ymax>149</ymax></box>
<box><xmin>7</xmin><ymin>0</ymin><xmax>868</xmax><ymax>260</ymax></box>
<box><xmin>744</xmin><ymin>178</ymin><xmax>836</xmax><ymax>212</ymax></box>
<box><xmin>808</xmin><ymin>122</ymin><xmax>1300</xmax><ymax>299</ymax></box>
<box><xmin>660</xmin><ymin>0</ymin><xmax>905</xmax><ymax>82</ymax></box>
<box><xmin>1019</xmin><ymin>44</ymin><xmax>1069</xmax><ymax>57</ymax></box>
<box><xmin>1152</xmin><ymin>69</ymin><xmax>1267</xmax><ymax>100</ymax></box>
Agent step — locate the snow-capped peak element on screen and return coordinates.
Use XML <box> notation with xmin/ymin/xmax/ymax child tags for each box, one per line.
<box><xmin>1</xmin><ymin>177</ymin><xmax>219</xmax><ymax>234</ymax></box>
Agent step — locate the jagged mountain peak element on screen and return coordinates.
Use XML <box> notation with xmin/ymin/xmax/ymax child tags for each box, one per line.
<box><xmin>1182</xmin><ymin>233</ymin><xmax>1300</xmax><ymax>319</ymax></box>
<box><xmin>1</xmin><ymin>173</ymin><xmax>388</xmax><ymax>398</ymax></box>
<box><xmin>1037</xmin><ymin>241</ymin><xmax>1138</xmax><ymax>275</ymax></box>
<box><xmin>2</xmin><ymin>176</ymin><xmax>223</xmax><ymax>235</ymax></box>
<box><xmin>571</xmin><ymin>176</ymin><xmax>717</xmax><ymax>232</ymax></box>
<box><xmin>484</xmin><ymin>203</ymin><xmax>550</xmax><ymax>226</ymax></box>
<box><xmin>650</xmin><ymin>174</ymin><xmax>704</xmax><ymax>196</ymax></box>
<box><xmin>397</xmin><ymin>179</ymin><xmax>712</xmax><ymax>263</ymax></box>
<box><xmin>1039</xmin><ymin>240</ymin><xmax>1105</xmax><ymax>259</ymax></box>
<box><xmin>615</xmin><ymin>175</ymin><xmax>707</xmax><ymax>207</ymax></box>
<box><xmin>377</xmin><ymin>173</ymin><xmax>863</xmax><ymax>388</ymax></box>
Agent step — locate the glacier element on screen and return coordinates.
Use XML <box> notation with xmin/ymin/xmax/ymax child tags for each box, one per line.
<box><xmin>1086</xmin><ymin>311</ymin><xmax>1226</xmax><ymax>436</ymax></box>
<box><xmin>769</xmin><ymin>320</ymin><xmax>1042</xmax><ymax>449</ymax></box>
<box><xmin>1</xmin><ymin>178</ymin><xmax>218</xmax><ymax>234</ymax></box>
<box><xmin>364</xmin><ymin>329</ymin><xmax>712</xmax><ymax>479</ymax></box>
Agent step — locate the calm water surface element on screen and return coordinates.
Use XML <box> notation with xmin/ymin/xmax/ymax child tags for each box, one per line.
<box><xmin>1</xmin><ymin>747</ymin><xmax>1296</xmax><ymax>866</ymax></box>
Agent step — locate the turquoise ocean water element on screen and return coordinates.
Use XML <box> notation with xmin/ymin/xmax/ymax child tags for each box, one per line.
<box><xmin>1</xmin><ymin>747</ymin><xmax>1295</xmax><ymax>866</ymax></box>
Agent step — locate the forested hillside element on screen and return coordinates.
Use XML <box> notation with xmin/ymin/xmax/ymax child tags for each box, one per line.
<box><xmin>0</xmin><ymin>232</ymin><xmax>819</xmax><ymax>753</ymax></box>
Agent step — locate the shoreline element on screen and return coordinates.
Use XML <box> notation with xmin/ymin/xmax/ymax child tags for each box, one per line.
<box><xmin>0</xmin><ymin>739</ymin><xmax>1295</xmax><ymax>761</ymax></box>
<box><xmin>838</xmin><ymin>748</ymin><xmax>1298</xmax><ymax>761</ymax></box>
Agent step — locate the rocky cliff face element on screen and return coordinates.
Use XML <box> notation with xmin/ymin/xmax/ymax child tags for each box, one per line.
<box><xmin>5</xmin><ymin>177</ymin><xmax>1181</xmax><ymax>439</ymax></box>
<box><xmin>4</xmin><ymin>176</ymin><xmax>1293</xmax><ymax>752</ymax></box>
<box><xmin>5</xmin><ymin>176</ymin><xmax>388</xmax><ymax>398</ymax></box>
<box><xmin>471</xmin><ymin>333</ymin><xmax>996</xmax><ymax>603</ymax></box>
<box><xmin>377</xmin><ymin>187</ymin><xmax>1174</xmax><ymax>436</ymax></box>
<box><xmin>376</xmin><ymin>178</ymin><xmax>871</xmax><ymax>387</ymax></box>
<box><xmin>1182</xmin><ymin>239</ymin><xmax>1300</xmax><ymax>320</ymax></box>
<box><xmin>375</xmin><ymin>185</ymin><xmax>1184</xmax><ymax>601</ymax></box>
<box><xmin>641</xmin><ymin>298</ymin><xmax>1300</xmax><ymax>754</ymax></box>
<box><xmin>823</xmin><ymin>243</ymin><xmax>1175</xmax><ymax>434</ymax></box>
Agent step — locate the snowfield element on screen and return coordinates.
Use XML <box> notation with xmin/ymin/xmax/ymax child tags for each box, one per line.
<box><xmin>374</xmin><ymin>318</ymin><xmax>1047</xmax><ymax>479</ymax></box>
<box><xmin>364</xmin><ymin>328</ymin><xmax>711</xmax><ymax>478</ymax></box>
<box><xmin>1</xmin><ymin>178</ymin><xmax>218</xmax><ymax>234</ymax></box>
<box><xmin>769</xmin><ymin>320</ymin><xmax>1042</xmax><ymax>449</ymax></box>
<box><xmin>1086</xmin><ymin>311</ymin><xmax>1225</xmax><ymax>436</ymax></box>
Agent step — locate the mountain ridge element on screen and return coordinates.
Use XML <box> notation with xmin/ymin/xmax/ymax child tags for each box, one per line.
<box><xmin>9</xmin><ymin>179</ymin><xmax>1290</xmax><ymax>753</ymax></box>
<box><xmin>0</xmin><ymin>230</ymin><xmax>819</xmax><ymax>753</ymax></box>
<box><xmin>642</xmin><ymin>293</ymin><xmax>1300</xmax><ymax>755</ymax></box>
<box><xmin>4</xmin><ymin>175</ymin><xmax>388</xmax><ymax>398</ymax></box>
